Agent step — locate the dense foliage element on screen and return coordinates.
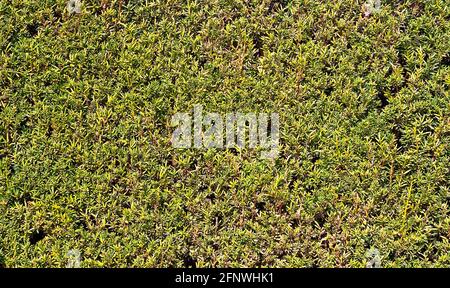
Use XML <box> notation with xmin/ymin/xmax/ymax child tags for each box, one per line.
<box><xmin>0</xmin><ymin>0</ymin><xmax>449</xmax><ymax>267</ymax></box>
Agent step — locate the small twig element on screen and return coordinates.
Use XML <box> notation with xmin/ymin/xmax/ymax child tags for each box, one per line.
<box><xmin>119</xmin><ymin>0</ymin><xmax>123</xmax><ymax>14</ymax></box>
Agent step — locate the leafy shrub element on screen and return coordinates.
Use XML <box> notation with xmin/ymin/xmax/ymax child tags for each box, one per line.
<box><xmin>0</xmin><ymin>0</ymin><xmax>449</xmax><ymax>267</ymax></box>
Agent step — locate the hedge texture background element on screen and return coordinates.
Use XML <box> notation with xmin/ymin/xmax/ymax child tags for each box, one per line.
<box><xmin>0</xmin><ymin>0</ymin><xmax>449</xmax><ymax>267</ymax></box>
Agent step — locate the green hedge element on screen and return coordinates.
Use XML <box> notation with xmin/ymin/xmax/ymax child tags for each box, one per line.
<box><xmin>0</xmin><ymin>0</ymin><xmax>449</xmax><ymax>267</ymax></box>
